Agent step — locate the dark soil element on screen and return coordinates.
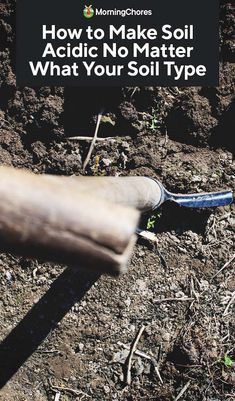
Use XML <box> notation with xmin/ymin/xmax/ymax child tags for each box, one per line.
<box><xmin>0</xmin><ymin>1</ymin><xmax>234</xmax><ymax>400</ymax></box>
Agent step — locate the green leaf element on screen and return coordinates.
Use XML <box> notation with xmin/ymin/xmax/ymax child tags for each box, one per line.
<box><xmin>223</xmin><ymin>355</ymin><xmax>234</xmax><ymax>367</ymax></box>
<box><xmin>146</xmin><ymin>212</ymin><xmax>161</xmax><ymax>230</ymax></box>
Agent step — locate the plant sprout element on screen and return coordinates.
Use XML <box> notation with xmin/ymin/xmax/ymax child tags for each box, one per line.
<box><xmin>146</xmin><ymin>211</ymin><xmax>161</xmax><ymax>231</ymax></box>
<box><xmin>222</xmin><ymin>355</ymin><xmax>235</xmax><ymax>368</ymax></box>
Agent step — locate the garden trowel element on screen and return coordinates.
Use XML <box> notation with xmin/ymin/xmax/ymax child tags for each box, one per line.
<box><xmin>62</xmin><ymin>176</ymin><xmax>233</xmax><ymax>211</ymax></box>
<box><xmin>0</xmin><ymin>167</ymin><xmax>233</xmax><ymax>275</ymax></box>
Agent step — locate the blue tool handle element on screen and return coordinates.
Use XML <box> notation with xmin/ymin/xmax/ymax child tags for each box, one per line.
<box><xmin>164</xmin><ymin>190</ymin><xmax>233</xmax><ymax>208</ymax></box>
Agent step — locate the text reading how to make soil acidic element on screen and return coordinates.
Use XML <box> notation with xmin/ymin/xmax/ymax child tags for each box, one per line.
<box><xmin>30</xmin><ymin>24</ymin><xmax>205</xmax><ymax>82</ymax></box>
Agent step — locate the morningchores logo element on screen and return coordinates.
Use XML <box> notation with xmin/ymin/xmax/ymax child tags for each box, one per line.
<box><xmin>94</xmin><ymin>8</ymin><xmax>153</xmax><ymax>17</ymax></box>
<box><xmin>83</xmin><ymin>5</ymin><xmax>95</xmax><ymax>19</ymax></box>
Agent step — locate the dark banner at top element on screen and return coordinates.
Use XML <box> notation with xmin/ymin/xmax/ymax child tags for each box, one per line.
<box><xmin>16</xmin><ymin>0</ymin><xmax>219</xmax><ymax>86</ymax></box>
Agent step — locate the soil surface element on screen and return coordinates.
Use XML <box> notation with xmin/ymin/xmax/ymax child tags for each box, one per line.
<box><xmin>0</xmin><ymin>1</ymin><xmax>234</xmax><ymax>400</ymax></box>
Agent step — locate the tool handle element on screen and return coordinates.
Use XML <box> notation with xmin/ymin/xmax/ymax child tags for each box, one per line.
<box><xmin>44</xmin><ymin>176</ymin><xmax>163</xmax><ymax>212</ymax></box>
<box><xmin>0</xmin><ymin>167</ymin><xmax>139</xmax><ymax>275</ymax></box>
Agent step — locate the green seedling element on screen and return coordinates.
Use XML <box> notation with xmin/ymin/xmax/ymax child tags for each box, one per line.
<box><xmin>222</xmin><ymin>355</ymin><xmax>235</xmax><ymax>368</ymax></box>
<box><xmin>149</xmin><ymin>115</ymin><xmax>160</xmax><ymax>131</ymax></box>
<box><xmin>142</xmin><ymin>110</ymin><xmax>161</xmax><ymax>132</ymax></box>
<box><xmin>147</xmin><ymin>215</ymin><xmax>156</xmax><ymax>230</ymax></box>
<box><xmin>146</xmin><ymin>211</ymin><xmax>161</xmax><ymax>231</ymax></box>
<box><xmin>144</xmin><ymin>116</ymin><xmax>160</xmax><ymax>132</ymax></box>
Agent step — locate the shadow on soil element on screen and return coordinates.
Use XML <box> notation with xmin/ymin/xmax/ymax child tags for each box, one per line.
<box><xmin>0</xmin><ymin>267</ymin><xmax>100</xmax><ymax>388</ymax></box>
<box><xmin>209</xmin><ymin>99</ymin><xmax>235</xmax><ymax>155</ymax></box>
<box><xmin>64</xmin><ymin>87</ymin><xmax>123</xmax><ymax>137</ymax></box>
<box><xmin>143</xmin><ymin>202</ymin><xmax>211</xmax><ymax>236</ymax></box>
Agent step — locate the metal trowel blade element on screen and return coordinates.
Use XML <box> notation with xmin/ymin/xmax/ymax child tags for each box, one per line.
<box><xmin>162</xmin><ymin>188</ymin><xmax>233</xmax><ymax>208</ymax></box>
